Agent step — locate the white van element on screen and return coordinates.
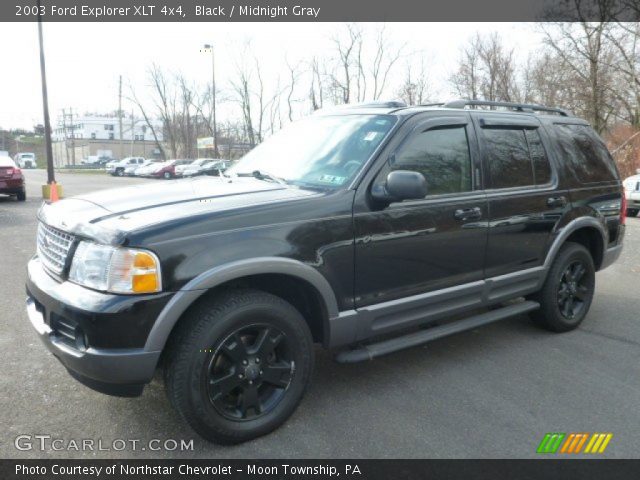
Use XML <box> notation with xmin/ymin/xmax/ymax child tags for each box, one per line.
<box><xmin>14</xmin><ymin>153</ymin><xmax>36</xmax><ymax>169</ymax></box>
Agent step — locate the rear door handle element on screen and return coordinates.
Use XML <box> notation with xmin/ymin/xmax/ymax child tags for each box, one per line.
<box><xmin>454</xmin><ymin>207</ymin><xmax>482</xmax><ymax>221</ymax></box>
<box><xmin>547</xmin><ymin>196</ymin><xmax>567</xmax><ymax>208</ymax></box>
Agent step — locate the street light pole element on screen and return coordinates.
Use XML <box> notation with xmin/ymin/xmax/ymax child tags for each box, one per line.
<box><xmin>37</xmin><ymin>0</ymin><xmax>55</xmax><ymax>185</ymax></box>
<box><xmin>204</xmin><ymin>44</ymin><xmax>219</xmax><ymax>158</ymax></box>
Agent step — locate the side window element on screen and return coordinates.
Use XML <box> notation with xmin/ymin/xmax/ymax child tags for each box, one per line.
<box><xmin>555</xmin><ymin>124</ymin><xmax>618</xmax><ymax>183</ymax></box>
<box><xmin>525</xmin><ymin>129</ymin><xmax>552</xmax><ymax>185</ymax></box>
<box><xmin>391</xmin><ymin>126</ymin><xmax>472</xmax><ymax>196</ymax></box>
<box><xmin>482</xmin><ymin>128</ymin><xmax>533</xmax><ymax>189</ymax></box>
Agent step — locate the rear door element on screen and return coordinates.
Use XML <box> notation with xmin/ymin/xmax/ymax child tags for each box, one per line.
<box><xmin>473</xmin><ymin>113</ymin><xmax>569</xmax><ymax>277</ymax></box>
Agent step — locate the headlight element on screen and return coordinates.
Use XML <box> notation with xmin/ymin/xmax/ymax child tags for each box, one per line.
<box><xmin>69</xmin><ymin>242</ymin><xmax>161</xmax><ymax>294</ymax></box>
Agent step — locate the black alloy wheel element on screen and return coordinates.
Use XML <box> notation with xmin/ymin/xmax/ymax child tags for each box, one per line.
<box><xmin>205</xmin><ymin>324</ymin><xmax>294</xmax><ymax>421</ymax></box>
<box><xmin>164</xmin><ymin>289</ymin><xmax>314</xmax><ymax>444</ymax></box>
<box><xmin>557</xmin><ymin>260</ymin><xmax>590</xmax><ymax>320</ymax></box>
<box><xmin>530</xmin><ymin>242</ymin><xmax>595</xmax><ymax>332</ymax></box>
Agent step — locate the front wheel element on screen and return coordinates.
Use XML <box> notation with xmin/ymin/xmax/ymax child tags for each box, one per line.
<box><xmin>164</xmin><ymin>289</ymin><xmax>314</xmax><ymax>444</ymax></box>
<box><xmin>16</xmin><ymin>190</ymin><xmax>26</xmax><ymax>201</ymax></box>
<box><xmin>116</xmin><ymin>168</ymin><xmax>125</xmax><ymax>177</ymax></box>
<box><xmin>531</xmin><ymin>242</ymin><xmax>595</xmax><ymax>332</ymax></box>
<box><xmin>627</xmin><ymin>208</ymin><xmax>639</xmax><ymax>218</ymax></box>
<box><xmin>163</xmin><ymin>171</ymin><xmax>172</xmax><ymax>179</ymax></box>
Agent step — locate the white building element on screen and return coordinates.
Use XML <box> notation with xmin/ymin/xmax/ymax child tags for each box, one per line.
<box><xmin>52</xmin><ymin>114</ymin><xmax>164</xmax><ymax>142</ymax></box>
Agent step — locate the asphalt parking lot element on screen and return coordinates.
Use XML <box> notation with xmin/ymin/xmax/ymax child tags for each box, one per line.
<box><xmin>1</xmin><ymin>169</ymin><xmax>639</xmax><ymax>459</ymax></box>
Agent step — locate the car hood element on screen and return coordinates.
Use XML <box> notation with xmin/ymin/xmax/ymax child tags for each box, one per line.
<box><xmin>38</xmin><ymin>177</ymin><xmax>318</xmax><ymax>245</ymax></box>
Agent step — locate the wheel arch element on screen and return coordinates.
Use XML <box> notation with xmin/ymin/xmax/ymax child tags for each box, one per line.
<box><xmin>145</xmin><ymin>257</ymin><xmax>339</xmax><ymax>353</ymax></box>
<box><xmin>544</xmin><ymin>217</ymin><xmax>607</xmax><ymax>272</ymax></box>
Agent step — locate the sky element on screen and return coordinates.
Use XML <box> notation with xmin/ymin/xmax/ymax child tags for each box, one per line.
<box><xmin>0</xmin><ymin>22</ymin><xmax>544</xmax><ymax>130</ymax></box>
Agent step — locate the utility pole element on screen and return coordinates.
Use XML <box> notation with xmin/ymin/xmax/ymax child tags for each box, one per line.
<box><xmin>61</xmin><ymin>108</ymin><xmax>69</xmax><ymax>165</ymax></box>
<box><xmin>118</xmin><ymin>75</ymin><xmax>124</xmax><ymax>159</ymax></box>
<box><xmin>130</xmin><ymin>110</ymin><xmax>134</xmax><ymax>156</ymax></box>
<box><xmin>69</xmin><ymin>107</ymin><xmax>76</xmax><ymax>166</ymax></box>
<box><xmin>37</xmin><ymin>0</ymin><xmax>55</xmax><ymax>185</ymax></box>
<box><xmin>203</xmin><ymin>44</ymin><xmax>219</xmax><ymax>158</ymax></box>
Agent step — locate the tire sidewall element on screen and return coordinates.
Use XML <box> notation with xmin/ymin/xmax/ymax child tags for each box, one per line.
<box><xmin>180</xmin><ymin>295</ymin><xmax>313</xmax><ymax>441</ymax></box>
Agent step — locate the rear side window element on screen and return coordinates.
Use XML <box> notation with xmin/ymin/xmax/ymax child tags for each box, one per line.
<box><xmin>554</xmin><ymin>124</ymin><xmax>618</xmax><ymax>183</ymax></box>
<box><xmin>392</xmin><ymin>126</ymin><xmax>472</xmax><ymax>196</ymax></box>
<box><xmin>482</xmin><ymin>127</ymin><xmax>553</xmax><ymax>189</ymax></box>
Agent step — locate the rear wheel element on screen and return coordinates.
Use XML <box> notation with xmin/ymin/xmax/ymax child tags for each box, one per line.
<box><xmin>627</xmin><ymin>208</ymin><xmax>639</xmax><ymax>217</ymax></box>
<box><xmin>531</xmin><ymin>242</ymin><xmax>595</xmax><ymax>332</ymax></box>
<box><xmin>164</xmin><ymin>289</ymin><xmax>314</xmax><ymax>444</ymax></box>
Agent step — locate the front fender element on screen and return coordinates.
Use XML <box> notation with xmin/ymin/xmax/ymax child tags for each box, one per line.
<box><xmin>143</xmin><ymin>257</ymin><xmax>339</xmax><ymax>352</ymax></box>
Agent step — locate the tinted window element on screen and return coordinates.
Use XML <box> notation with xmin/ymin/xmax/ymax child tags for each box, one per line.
<box><xmin>391</xmin><ymin>126</ymin><xmax>472</xmax><ymax>196</ymax></box>
<box><xmin>483</xmin><ymin>128</ymin><xmax>533</xmax><ymax>188</ymax></box>
<box><xmin>555</xmin><ymin>124</ymin><xmax>618</xmax><ymax>183</ymax></box>
<box><xmin>525</xmin><ymin>129</ymin><xmax>552</xmax><ymax>185</ymax></box>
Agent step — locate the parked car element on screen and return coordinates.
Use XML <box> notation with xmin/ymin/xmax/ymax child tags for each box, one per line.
<box><xmin>26</xmin><ymin>100</ymin><xmax>625</xmax><ymax>444</ymax></box>
<box><xmin>106</xmin><ymin>157</ymin><xmax>146</xmax><ymax>176</ymax></box>
<box><xmin>147</xmin><ymin>159</ymin><xmax>191</xmax><ymax>179</ymax></box>
<box><xmin>175</xmin><ymin>158</ymin><xmax>214</xmax><ymax>177</ymax></box>
<box><xmin>623</xmin><ymin>170</ymin><xmax>640</xmax><ymax>217</ymax></box>
<box><xmin>182</xmin><ymin>159</ymin><xmax>228</xmax><ymax>177</ymax></box>
<box><xmin>125</xmin><ymin>159</ymin><xmax>156</xmax><ymax>176</ymax></box>
<box><xmin>197</xmin><ymin>160</ymin><xmax>230</xmax><ymax>177</ymax></box>
<box><xmin>14</xmin><ymin>152</ymin><xmax>36</xmax><ymax>169</ymax></box>
<box><xmin>0</xmin><ymin>156</ymin><xmax>26</xmax><ymax>201</ymax></box>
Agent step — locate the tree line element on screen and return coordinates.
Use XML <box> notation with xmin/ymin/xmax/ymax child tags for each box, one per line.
<box><xmin>129</xmin><ymin>22</ymin><xmax>640</xmax><ymax>175</ymax></box>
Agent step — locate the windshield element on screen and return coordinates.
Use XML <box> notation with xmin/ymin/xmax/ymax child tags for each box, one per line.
<box><xmin>227</xmin><ymin>114</ymin><xmax>396</xmax><ymax>188</ymax></box>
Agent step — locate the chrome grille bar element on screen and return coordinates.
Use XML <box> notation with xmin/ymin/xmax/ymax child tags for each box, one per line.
<box><xmin>37</xmin><ymin>222</ymin><xmax>75</xmax><ymax>275</ymax></box>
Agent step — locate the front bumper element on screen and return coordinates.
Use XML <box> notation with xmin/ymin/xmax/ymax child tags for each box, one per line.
<box><xmin>25</xmin><ymin>256</ymin><xmax>173</xmax><ymax>396</ymax></box>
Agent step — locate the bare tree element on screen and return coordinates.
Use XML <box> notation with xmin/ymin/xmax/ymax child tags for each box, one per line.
<box><xmin>451</xmin><ymin>33</ymin><xmax>521</xmax><ymax>103</ymax></box>
<box><xmin>370</xmin><ymin>26</ymin><xmax>405</xmax><ymax>100</ymax></box>
<box><xmin>541</xmin><ymin>19</ymin><xmax>617</xmax><ymax>132</ymax></box>
<box><xmin>396</xmin><ymin>56</ymin><xmax>431</xmax><ymax>105</ymax></box>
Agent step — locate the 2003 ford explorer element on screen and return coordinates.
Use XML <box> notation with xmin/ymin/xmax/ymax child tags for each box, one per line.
<box><xmin>26</xmin><ymin>100</ymin><xmax>625</xmax><ymax>444</ymax></box>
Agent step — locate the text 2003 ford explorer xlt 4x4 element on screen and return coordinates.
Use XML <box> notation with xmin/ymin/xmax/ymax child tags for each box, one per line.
<box><xmin>26</xmin><ymin>100</ymin><xmax>625</xmax><ymax>444</ymax></box>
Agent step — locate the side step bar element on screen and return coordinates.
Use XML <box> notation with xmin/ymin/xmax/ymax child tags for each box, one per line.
<box><xmin>335</xmin><ymin>301</ymin><xmax>540</xmax><ymax>363</ymax></box>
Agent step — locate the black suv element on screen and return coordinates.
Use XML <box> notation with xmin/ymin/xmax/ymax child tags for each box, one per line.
<box><xmin>26</xmin><ymin>100</ymin><xmax>625</xmax><ymax>444</ymax></box>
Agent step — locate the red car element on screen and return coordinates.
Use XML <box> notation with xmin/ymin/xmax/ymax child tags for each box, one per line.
<box><xmin>148</xmin><ymin>159</ymin><xmax>192</xmax><ymax>179</ymax></box>
<box><xmin>0</xmin><ymin>156</ymin><xmax>26</xmax><ymax>201</ymax></box>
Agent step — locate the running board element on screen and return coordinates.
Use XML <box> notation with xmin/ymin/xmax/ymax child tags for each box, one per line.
<box><xmin>335</xmin><ymin>301</ymin><xmax>540</xmax><ymax>363</ymax></box>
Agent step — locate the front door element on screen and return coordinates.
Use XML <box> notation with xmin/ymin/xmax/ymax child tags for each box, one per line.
<box><xmin>354</xmin><ymin>113</ymin><xmax>488</xmax><ymax>310</ymax></box>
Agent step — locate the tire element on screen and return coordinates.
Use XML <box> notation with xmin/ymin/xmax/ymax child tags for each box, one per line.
<box><xmin>164</xmin><ymin>289</ymin><xmax>314</xmax><ymax>444</ymax></box>
<box><xmin>116</xmin><ymin>168</ymin><xmax>125</xmax><ymax>177</ymax></box>
<box><xmin>163</xmin><ymin>171</ymin><xmax>172</xmax><ymax>179</ymax></box>
<box><xmin>16</xmin><ymin>190</ymin><xmax>26</xmax><ymax>201</ymax></box>
<box><xmin>627</xmin><ymin>208</ymin><xmax>639</xmax><ymax>218</ymax></box>
<box><xmin>531</xmin><ymin>242</ymin><xmax>595</xmax><ymax>332</ymax></box>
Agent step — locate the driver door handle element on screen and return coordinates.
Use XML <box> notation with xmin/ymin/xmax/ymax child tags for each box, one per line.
<box><xmin>454</xmin><ymin>207</ymin><xmax>482</xmax><ymax>221</ymax></box>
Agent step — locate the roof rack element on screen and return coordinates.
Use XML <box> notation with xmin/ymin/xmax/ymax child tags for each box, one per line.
<box><xmin>443</xmin><ymin>99</ymin><xmax>570</xmax><ymax>117</ymax></box>
<box><xmin>345</xmin><ymin>100</ymin><xmax>407</xmax><ymax>109</ymax></box>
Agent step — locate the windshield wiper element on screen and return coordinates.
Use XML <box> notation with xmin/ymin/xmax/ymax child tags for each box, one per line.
<box><xmin>234</xmin><ymin>170</ymin><xmax>288</xmax><ymax>186</ymax></box>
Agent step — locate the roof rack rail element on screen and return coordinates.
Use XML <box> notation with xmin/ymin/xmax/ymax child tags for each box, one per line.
<box><xmin>345</xmin><ymin>100</ymin><xmax>407</xmax><ymax>109</ymax></box>
<box><xmin>443</xmin><ymin>99</ymin><xmax>570</xmax><ymax>117</ymax></box>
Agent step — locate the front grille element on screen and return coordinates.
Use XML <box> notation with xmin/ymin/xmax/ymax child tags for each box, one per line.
<box><xmin>37</xmin><ymin>222</ymin><xmax>75</xmax><ymax>275</ymax></box>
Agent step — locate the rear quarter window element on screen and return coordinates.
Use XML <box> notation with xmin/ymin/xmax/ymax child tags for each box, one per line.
<box><xmin>554</xmin><ymin>124</ymin><xmax>618</xmax><ymax>183</ymax></box>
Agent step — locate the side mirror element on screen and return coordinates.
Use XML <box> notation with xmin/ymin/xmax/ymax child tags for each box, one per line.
<box><xmin>371</xmin><ymin>170</ymin><xmax>427</xmax><ymax>204</ymax></box>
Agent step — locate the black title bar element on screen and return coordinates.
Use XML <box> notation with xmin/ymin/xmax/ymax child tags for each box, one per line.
<box><xmin>5</xmin><ymin>0</ymin><xmax>640</xmax><ymax>22</ymax></box>
<box><xmin>3</xmin><ymin>459</ymin><xmax>640</xmax><ymax>480</ymax></box>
